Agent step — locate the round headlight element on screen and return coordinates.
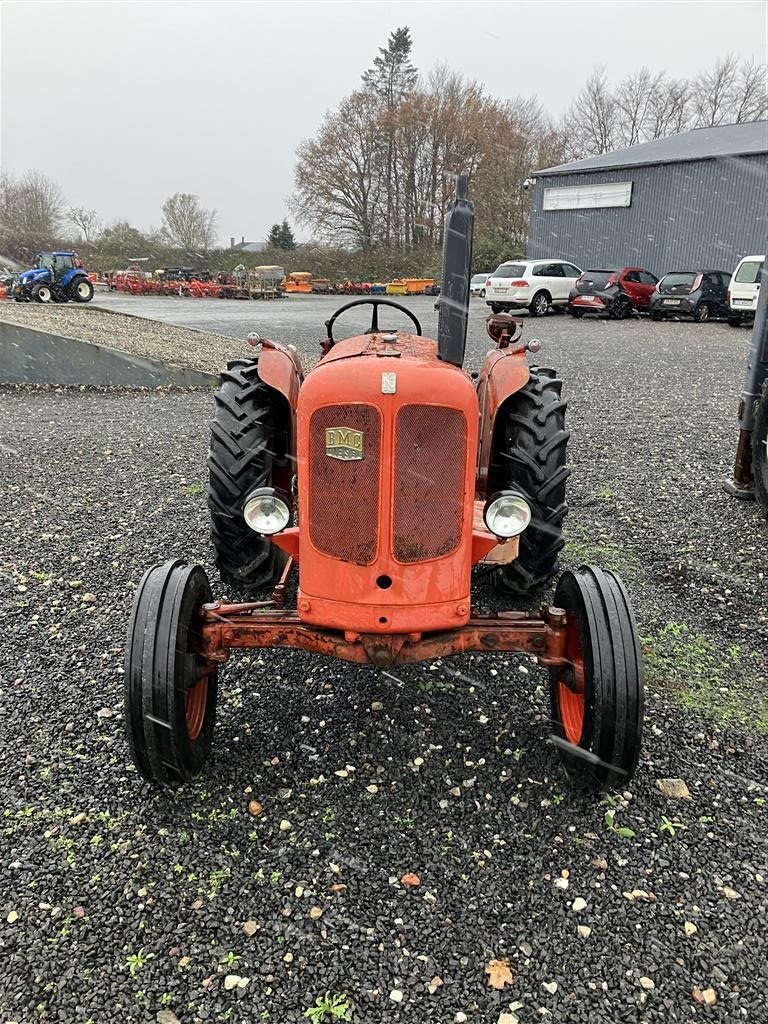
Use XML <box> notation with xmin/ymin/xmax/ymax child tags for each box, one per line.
<box><xmin>243</xmin><ymin>488</ymin><xmax>291</xmax><ymax>535</ymax></box>
<box><xmin>484</xmin><ymin>491</ymin><xmax>531</xmax><ymax>538</ymax></box>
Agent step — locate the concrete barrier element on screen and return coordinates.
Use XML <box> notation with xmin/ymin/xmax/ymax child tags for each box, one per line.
<box><xmin>0</xmin><ymin>320</ymin><xmax>218</xmax><ymax>388</ymax></box>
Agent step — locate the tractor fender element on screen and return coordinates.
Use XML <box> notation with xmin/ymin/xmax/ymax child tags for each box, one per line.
<box><xmin>258</xmin><ymin>338</ymin><xmax>303</xmax><ymax>411</ymax></box>
<box><xmin>257</xmin><ymin>339</ymin><xmax>304</xmax><ymax>464</ymax></box>
<box><xmin>61</xmin><ymin>269</ymin><xmax>87</xmax><ymax>287</ymax></box>
<box><xmin>475</xmin><ymin>347</ymin><xmax>530</xmax><ymax>497</ymax></box>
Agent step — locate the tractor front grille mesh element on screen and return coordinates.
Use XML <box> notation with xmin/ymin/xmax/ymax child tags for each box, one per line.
<box><xmin>309</xmin><ymin>404</ymin><xmax>381</xmax><ymax>564</ymax></box>
<box><xmin>393</xmin><ymin>406</ymin><xmax>466</xmax><ymax>563</ymax></box>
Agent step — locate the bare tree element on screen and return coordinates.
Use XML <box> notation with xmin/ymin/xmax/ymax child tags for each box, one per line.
<box><xmin>646</xmin><ymin>77</ymin><xmax>692</xmax><ymax>139</ymax></box>
<box><xmin>0</xmin><ymin>169</ymin><xmax>65</xmax><ymax>237</ymax></box>
<box><xmin>566</xmin><ymin>67</ymin><xmax>618</xmax><ymax>156</ymax></box>
<box><xmin>161</xmin><ymin>193</ymin><xmax>217</xmax><ymax>249</ymax></box>
<box><xmin>614</xmin><ymin>68</ymin><xmax>665</xmax><ymax>147</ymax></box>
<box><xmin>693</xmin><ymin>54</ymin><xmax>740</xmax><ymax>126</ymax></box>
<box><xmin>68</xmin><ymin>206</ymin><xmax>101</xmax><ymax>243</ymax></box>
<box><xmin>731</xmin><ymin>58</ymin><xmax>768</xmax><ymax>123</ymax></box>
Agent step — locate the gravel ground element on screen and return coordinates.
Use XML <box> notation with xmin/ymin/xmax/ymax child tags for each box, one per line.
<box><xmin>1</xmin><ymin>299</ymin><xmax>767</xmax><ymax>1024</ymax></box>
<box><xmin>0</xmin><ymin>300</ymin><xmax>244</xmax><ymax>375</ymax></box>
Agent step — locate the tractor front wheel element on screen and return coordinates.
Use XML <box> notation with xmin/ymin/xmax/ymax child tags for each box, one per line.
<box><xmin>207</xmin><ymin>359</ymin><xmax>288</xmax><ymax>590</ymax></box>
<box><xmin>124</xmin><ymin>559</ymin><xmax>218</xmax><ymax>786</ymax></box>
<box><xmin>548</xmin><ymin>566</ymin><xmax>643</xmax><ymax>790</ymax></box>
<box><xmin>752</xmin><ymin>380</ymin><xmax>768</xmax><ymax>516</ymax></box>
<box><xmin>70</xmin><ymin>278</ymin><xmax>94</xmax><ymax>303</ymax></box>
<box><xmin>32</xmin><ymin>283</ymin><xmax>53</xmax><ymax>303</ymax></box>
<box><xmin>489</xmin><ymin>367</ymin><xmax>569</xmax><ymax>598</ymax></box>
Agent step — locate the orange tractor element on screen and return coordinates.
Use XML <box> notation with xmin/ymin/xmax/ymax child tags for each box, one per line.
<box><xmin>125</xmin><ymin>178</ymin><xmax>643</xmax><ymax>792</ymax></box>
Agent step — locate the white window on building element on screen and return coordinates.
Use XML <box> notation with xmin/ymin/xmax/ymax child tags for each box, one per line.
<box><xmin>543</xmin><ymin>181</ymin><xmax>633</xmax><ymax>211</ymax></box>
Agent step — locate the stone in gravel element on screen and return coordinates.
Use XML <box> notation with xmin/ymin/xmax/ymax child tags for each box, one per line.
<box><xmin>69</xmin><ymin>812</ymin><xmax>88</xmax><ymax>825</ymax></box>
<box><xmin>656</xmin><ymin>778</ymin><xmax>690</xmax><ymax>799</ymax></box>
<box><xmin>498</xmin><ymin>1015</ymin><xmax>519</xmax><ymax>1024</ymax></box>
<box><xmin>96</xmin><ymin>708</ymin><xmax>114</xmax><ymax>719</ymax></box>
<box><xmin>279</xmin><ymin>819</ymin><xmax>292</xmax><ymax>832</ymax></box>
<box><xmin>223</xmin><ymin>975</ymin><xmax>241</xmax><ymax>990</ymax></box>
<box><xmin>309</xmin><ymin>906</ymin><xmax>323</xmax><ymax>919</ymax></box>
<box><xmin>571</xmin><ymin>897</ymin><xmax>587</xmax><ymax>912</ymax></box>
<box><xmin>68</xmin><ymin>580</ymin><xmax>82</xmax><ymax>589</ymax></box>
<box><xmin>693</xmin><ymin>986</ymin><xmax>717</xmax><ymax>1006</ymax></box>
<box><xmin>6</xmin><ymin>911</ymin><xmax>18</xmax><ymax>923</ymax></box>
<box><xmin>334</xmin><ymin>769</ymin><xmax>349</xmax><ymax>778</ymax></box>
<box><xmin>400</xmin><ymin>872</ymin><xmax>420</xmax><ymax>887</ymax></box>
<box><xmin>428</xmin><ymin>976</ymin><xmax>443</xmax><ymax>993</ymax></box>
<box><xmin>449</xmin><ymin>787</ymin><xmax>461</xmax><ymax>797</ymax></box>
<box><xmin>639</xmin><ymin>976</ymin><xmax>655</xmax><ymax>990</ymax></box>
<box><xmin>81</xmin><ymin>592</ymin><xmax>97</xmax><ymax>603</ymax></box>
<box><xmin>684</xmin><ymin>921</ymin><xmax>698</xmax><ymax>936</ymax></box>
<box><xmin>553</xmin><ymin>877</ymin><xmax>568</xmax><ymax>890</ymax></box>
<box><xmin>519</xmin><ymin>941</ymin><xmax>532</xmax><ymax>957</ymax></box>
<box><xmin>156</xmin><ymin>1013</ymin><xmax>180</xmax><ymax>1024</ymax></box>
<box><xmin>722</xmin><ymin>886</ymin><xmax>741</xmax><ymax>900</ymax></box>
<box><xmin>454</xmin><ymin>1014</ymin><xmax>467</xmax><ymax>1023</ymax></box>
<box><xmin>283</xmin><ymin>952</ymin><xmax>294</xmax><ymax>963</ymax></box>
<box><xmin>591</xmin><ymin>857</ymin><xmax>608</xmax><ymax>870</ymax></box>
<box><xmin>389</xmin><ymin>989</ymin><xmax>404</xmax><ymax>1002</ymax></box>
<box><xmin>242</xmin><ymin>920</ymin><xmax>258</xmax><ymax>936</ymax></box>
<box><xmin>247</xmin><ymin>800</ymin><xmax>263</xmax><ymax>816</ymax></box>
<box><xmin>577</xmin><ymin>925</ymin><xmax>592</xmax><ymax>938</ymax></box>
<box><xmin>366</xmin><ymin>784</ymin><xmax>378</xmax><ymax>794</ymax></box>
<box><xmin>191</xmin><ymin>899</ymin><xmax>204</xmax><ymax>910</ymax></box>
<box><xmin>371</xmin><ymin>701</ymin><xmax>384</xmax><ymax>711</ymax></box>
<box><xmin>542</xmin><ymin>981</ymin><xmax>558</xmax><ymax>994</ymax></box>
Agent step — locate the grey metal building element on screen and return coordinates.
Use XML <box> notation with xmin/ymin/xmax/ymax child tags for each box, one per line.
<box><xmin>527</xmin><ymin>121</ymin><xmax>768</xmax><ymax>277</ymax></box>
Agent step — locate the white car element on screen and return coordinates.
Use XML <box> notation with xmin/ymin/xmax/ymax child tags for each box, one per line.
<box><xmin>470</xmin><ymin>273</ymin><xmax>491</xmax><ymax>298</ymax></box>
<box><xmin>486</xmin><ymin>259</ymin><xmax>582</xmax><ymax>316</ymax></box>
<box><xmin>728</xmin><ymin>254</ymin><xmax>763</xmax><ymax>325</ymax></box>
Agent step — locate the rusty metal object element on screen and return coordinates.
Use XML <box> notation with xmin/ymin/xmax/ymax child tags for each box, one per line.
<box><xmin>475</xmin><ymin>346</ymin><xmax>530</xmax><ymax>497</ymax></box>
<box><xmin>197</xmin><ymin>602</ymin><xmax>571</xmax><ymax>669</ymax></box>
<box><xmin>485</xmin><ymin>313</ymin><xmax>524</xmax><ymax>349</ymax></box>
<box><xmin>724</xmin><ymin>426</ymin><xmax>755</xmax><ymax>498</ymax></box>
<box><xmin>271</xmin><ymin>556</ymin><xmax>295</xmax><ymax>608</ymax></box>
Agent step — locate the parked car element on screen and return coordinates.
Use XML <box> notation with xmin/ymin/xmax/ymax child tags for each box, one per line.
<box><xmin>648</xmin><ymin>270</ymin><xmax>731</xmax><ymax>322</ymax></box>
<box><xmin>485</xmin><ymin>259</ymin><xmax>582</xmax><ymax>316</ymax></box>
<box><xmin>727</xmin><ymin>254</ymin><xmax>764</xmax><ymax>326</ymax></box>
<box><xmin>568</xmin><ymin>267</ymin><xmax>658</xmax><ymax>318</ymax></box>
<box><xmin>470</xmin><ymin>272</ymin><xmax>491</xmax><ymax>297</ymax></box>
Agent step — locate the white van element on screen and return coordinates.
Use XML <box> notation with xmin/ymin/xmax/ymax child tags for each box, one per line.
<box><xmin>728</xmin><ymin>254</ymin><xmax>763</xmax><ymax>325</ymax></box>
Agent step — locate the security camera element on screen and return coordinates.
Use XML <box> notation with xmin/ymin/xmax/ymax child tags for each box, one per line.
<box><xmin>523</xmin><ymin>177</ymin><xmax>536</xmax><ymax>190</ymax></box>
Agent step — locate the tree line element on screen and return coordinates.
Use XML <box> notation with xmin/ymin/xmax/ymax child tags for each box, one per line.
<box><xmin>1</xmin><ymin>32</ymin><xmax>765</xmax><ymax>279</ymax></box>
<box><xmin>291</xmin><ymin>29</ymin><xmax>766</xmax><ymax>257</ymax></box>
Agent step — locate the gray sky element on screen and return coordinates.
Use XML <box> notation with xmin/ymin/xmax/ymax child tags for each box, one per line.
<box><xmin>2</xmin><ymin>0</ymin><xmax>766</xmax><ymax>245</ymax></box>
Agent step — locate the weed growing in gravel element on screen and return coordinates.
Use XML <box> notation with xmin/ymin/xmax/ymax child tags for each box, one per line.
<box><xmin>207</xmin><ymin>867</ymin><xmax>230</xmax><ymax>899</ymax></box>
<box><xmin>221</xmin><ymin>951</ymin><xmax>242</xmax><ymax>967</ymax></box>
<box><xmin>304</xmin><ymin>991</ymin><xmax>352</xmax><ymax>1022</ymax></box>
<box><xmin>642</xmin><ymin>621</ymin><xmax>768</xmax><ymax>730</ymax></box>
<box><xmin>604</xmin><ymin>812</ymin><xmax>636</xmax><ymax>838</ymax></box>
<box><xmin>182</xmin><ymin>482</ymin><xmax>203</xmax><ymax>495</ymax></box>
<box><xmin>125</xmin><ymin>949</ymin><xmax>154</xmax><ymax>976</ymax></box>
<box><xmin>659</xmin><ymin>815</ymin><xmax>688</xmax><ymax>837</ymax></box>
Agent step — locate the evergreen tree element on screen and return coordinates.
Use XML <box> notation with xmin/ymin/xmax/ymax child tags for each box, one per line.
<box><xmin>267</xmin><ymin>218</ymin><xmax>297</xmax><ymax>250</ymax></box>
<box><xmin>362</xmin><ymin>27</ymin><xmax>417</xmax><ymax>104</ymax></box>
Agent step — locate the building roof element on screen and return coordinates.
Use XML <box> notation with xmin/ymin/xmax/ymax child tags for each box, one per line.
<box><xmin>537</xmin><ymin>121</ymin><xmax>768</xmax><ymax>176</ymax></box>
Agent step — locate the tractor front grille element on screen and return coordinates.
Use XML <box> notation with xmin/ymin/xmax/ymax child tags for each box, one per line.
<box><xmin>393</xmin><ymin>406</ymin><xmax>467</xmax><ymax>563</ymax></box>
<box><xmin>309</xmin><ymin>404</ymin><xmax>381</xmax><ymax>564</ymax></box>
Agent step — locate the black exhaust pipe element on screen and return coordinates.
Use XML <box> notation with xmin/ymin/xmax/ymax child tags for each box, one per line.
<box><xmin>437</xmin><ymin>174</ymin><xmax>475</xmax><ymax>368</ymax></box>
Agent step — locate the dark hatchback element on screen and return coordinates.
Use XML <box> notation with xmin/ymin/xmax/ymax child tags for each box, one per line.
<box><xmin>568</xmin><ymin>267</ymin><xmax>658</xmax><ymax>318</ymax></box>
<box><xmin>649</xmin><ymin>271</ymin><xmax>731</xmax><ymax>322</ymax></box>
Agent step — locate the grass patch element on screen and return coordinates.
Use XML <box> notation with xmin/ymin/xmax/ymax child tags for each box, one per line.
<box><xmin>642</xmin><ymin>621</ymin><xmax>768</xmax><ymax>731</ymax></box>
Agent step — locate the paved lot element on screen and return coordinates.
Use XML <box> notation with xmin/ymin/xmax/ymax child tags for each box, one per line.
<box><xmin>1</xmin><ymin>296</ymin><xmax>767</xmax><ymax>1023</ymax></box>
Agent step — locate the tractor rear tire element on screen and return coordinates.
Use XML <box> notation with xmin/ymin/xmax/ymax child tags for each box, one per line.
<box><xmin>124</xmin><ymin>559</ymin><xmax>218</xmax><ymax>786</ymax></box>
<box><xmin>489</xmin><ymin>367</ymin><xmax>569</xmax><ymax>598</ymax></box>
<box><xmin>71</xmin><ymin>278</ymin><xmax>94</xmax><ymax>303</ymax></box>
<box><xmin>548</xmin><ymin>566</ymin><xmax>643</xmax><ymax>791</ymax></box>
<box><xmin>207</xmin><ymin>359</ymin><xmax>287</xmax><ymax>591</ymax></box>
<box><xmin>752</xmin><ymin>379</ymin><xmax>768</xmax><ymax>516</ymax></box>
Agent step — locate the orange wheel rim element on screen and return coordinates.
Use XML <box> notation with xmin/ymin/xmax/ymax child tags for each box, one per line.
<box><xmin>185</xmin><ymin>677</ymin><xmax>208</xmax><ymax>741</ymax></box>
<box><xmin>557</xmin><ymin>615</ymin><xmax>586</xmax><ymax>745</ymax></box>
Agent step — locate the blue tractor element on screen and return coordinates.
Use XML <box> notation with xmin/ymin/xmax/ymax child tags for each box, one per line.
<box><xmin>12</xmin><ymin>252</ymin><xmax>94</xmax><ymax>304</ymax></box>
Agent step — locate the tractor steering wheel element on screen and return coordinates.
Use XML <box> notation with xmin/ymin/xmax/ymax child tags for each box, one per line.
<box><xmin>324</xmin><ymin>298</ymin><xmax>422</xmax><ymax>343</ymax></box>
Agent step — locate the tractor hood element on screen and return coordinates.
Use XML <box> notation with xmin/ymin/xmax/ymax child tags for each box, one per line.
<box><xmin>18</xmin><ymin>268</ymin><xmax>48</xmax><ymax>285</ymax></box>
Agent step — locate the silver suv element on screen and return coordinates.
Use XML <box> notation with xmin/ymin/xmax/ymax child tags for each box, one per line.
<box><xmin>486</xmin><ymin>259</ymin><xmax>582</xmax><ymax>316</ymax></box>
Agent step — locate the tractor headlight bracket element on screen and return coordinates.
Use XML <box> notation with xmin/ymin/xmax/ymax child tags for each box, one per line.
<box><xmin>243</xmin><ymin>487</ymin><xmax>291</xmax><ymax>536</ymax></box>
<box><xmin>483</xmin><ymin>490</ymin><xmax>532</xmax><ymax>539</ymax></box>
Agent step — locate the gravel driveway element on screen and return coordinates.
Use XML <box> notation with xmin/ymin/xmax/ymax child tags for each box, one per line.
<box><xmin>1</xmin><ymin>298</ymin><xmax>766</xmax><ymax>1023</ymax></box>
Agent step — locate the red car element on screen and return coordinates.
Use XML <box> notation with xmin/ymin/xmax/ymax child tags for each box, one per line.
<box><xmin>568</xmin><ymin>267</ymin><xmax>659</xmax><ymax>318</ymax></box>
